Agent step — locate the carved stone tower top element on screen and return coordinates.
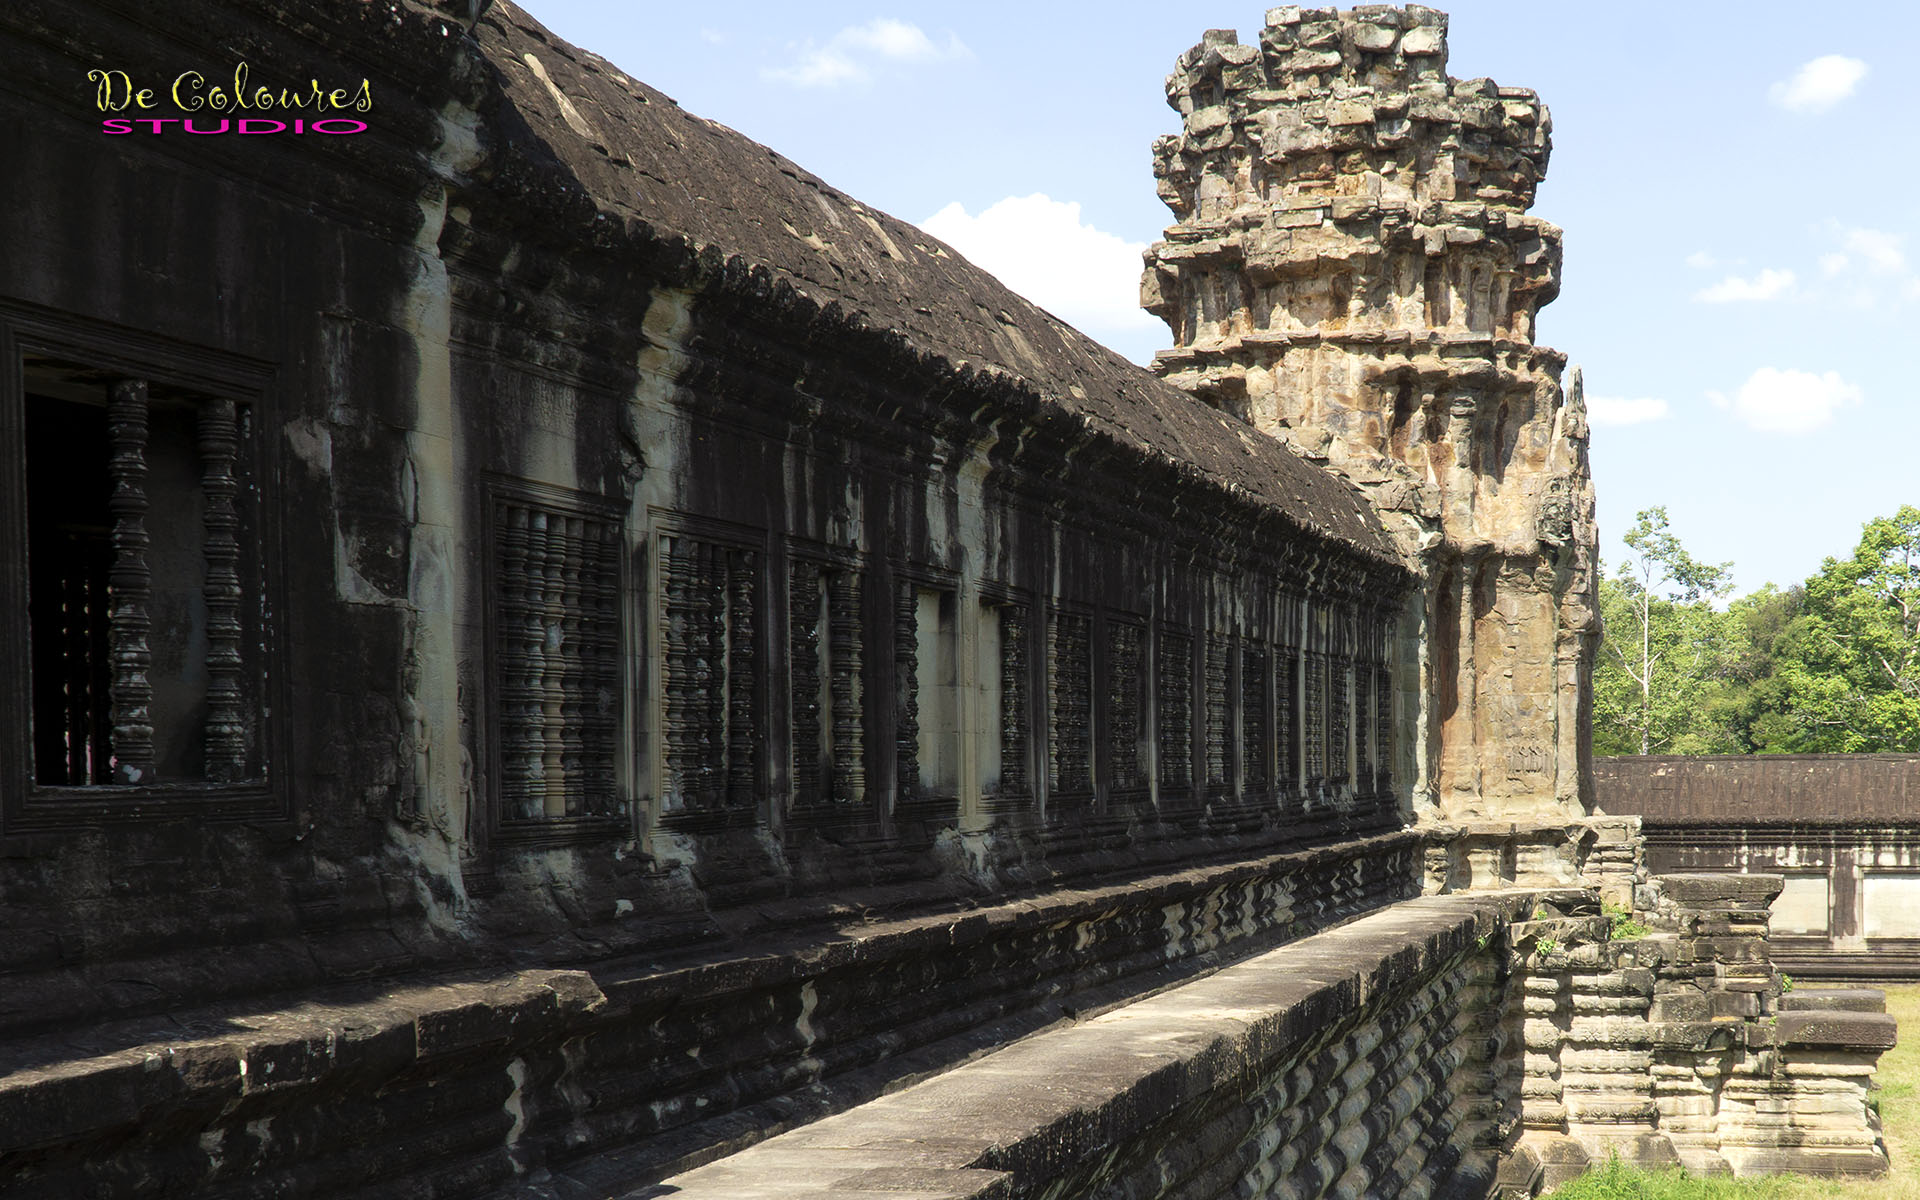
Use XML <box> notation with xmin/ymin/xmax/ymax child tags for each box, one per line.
<box><xmin>1144</xmin><ymin>5</ymin><xmax>1601</xmax><ymax>830</ymax></box>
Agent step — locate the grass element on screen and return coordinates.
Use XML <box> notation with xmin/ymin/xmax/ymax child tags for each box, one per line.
<box><xmin>1607</xmin><ymin>901</ymin><xmax>1654</xmax><ymax>941</ymax></box>
<box><xmin>1549</xmin><ymin>984</ymin><xmax>1920</xmax><ymax>1200</ymax></box>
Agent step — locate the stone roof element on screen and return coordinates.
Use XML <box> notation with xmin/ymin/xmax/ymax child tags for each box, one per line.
<box><xmin>467</xmin><ymin>1</ymin><xmax>1402</xmax><ymax>566</ymax></box>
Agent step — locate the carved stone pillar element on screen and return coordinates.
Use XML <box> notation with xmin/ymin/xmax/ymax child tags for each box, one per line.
<box><xmin>106</xmin><ymin>378</ymin><xmax>153</xmax><ymax>785</ymax></box>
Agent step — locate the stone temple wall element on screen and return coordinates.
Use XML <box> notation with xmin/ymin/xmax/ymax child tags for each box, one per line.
<box><xmin>1143</xmin><ymin>6</ymin><xmax>1602</xmax><ymax>852</ymax></box>
<box><xmin>0</xmin><ymin>2</ymin><xmax>1894</xmax><ymax>1197</ymax></box>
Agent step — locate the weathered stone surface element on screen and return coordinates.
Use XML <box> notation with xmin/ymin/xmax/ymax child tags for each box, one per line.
<box><xmin>1146</xmin><ymin>4</ymin><xmax>1600</xmax><ymax>833</ymax></box>
<box><xmin>1782</xmin><ymin>989</ymin><xmax>1887</xmax><ymax>1013</ymax></box>
<box><xmin>0</xmin><ymin>835</ymin><xmax>1419</xmax><ymax>1195</ymax></box>
<box><xmin>646</xmin><ymin>891</ymin><xmax>1530</xmax><ymax>1200</ymax></box>
<box><xmin>1657</xmin><ymin>873</ymin><xmax>1786</xmax><ymax>905</ymax></box>
<box><xmin>1778</xmin><ymin>1011</ymin><xmax>1899</xmax><ymax>1051</ymax></box>
<box><xmin>1515</xmin><ymin>872</ymin><xmax>1893</xmax><ymax>1181</ymax></box>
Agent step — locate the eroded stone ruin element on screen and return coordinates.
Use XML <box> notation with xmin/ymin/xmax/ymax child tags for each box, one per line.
<box><xmin>1145</xmin><ymin>6</ymin><xmax>1607</xmax><ymax>891</ymax></box>
<box><xmin>0</xmin><ymin>1</ymin><xmax>1894</xmax><ymax>1197</ymax></box>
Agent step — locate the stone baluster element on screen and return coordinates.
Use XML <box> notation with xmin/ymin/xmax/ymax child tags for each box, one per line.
<box><xmin>197</xmin><ymin>397</ymin><xmax>247</xmax><ymax>780</ymax></box>
<box><xmin>107</xmin><ymin>378</ymin><xmax>154</xmax><ymax>785</ymax></box>
<box><xmin>828</xmin><ymin>569</ymin><xmax>863</xmax><ymax>803</ymax></box>
<box><xmin>725</xmin><ymin>549</ymin><xmax>757</xmax><ymax>810</ymax></box>
<box><xmin>999</xmin><ymin>605</ymin><xmax>1028</xmax><ymax>799</ymax></box>
<box><xmin>894</xmin><ymin>581</ymin><xmax>919</xmax><ymax>805</ymax></box>
<box><xmin>789</xmin><ymin>563</ymin><xmax>823</xmax><ymax>805</ymax></box>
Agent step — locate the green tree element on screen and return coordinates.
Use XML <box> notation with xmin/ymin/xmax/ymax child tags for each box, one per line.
<box><xmin>1703</xmin><ymin>584</ymin><xmax>1803</xmax><ymax>753</ymax></box>
<box><xmin>1593</xmin><ymin>508</ymin><xmax>1733</xmax><ymax>755</ymax></box>
<box><xmin>1767</xmin><ymin>506</ymin><xmax>1920</xmax><ymax>751</ymax></box>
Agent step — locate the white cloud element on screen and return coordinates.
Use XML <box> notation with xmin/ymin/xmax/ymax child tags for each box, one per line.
<box><xmin>764</xmin><ymin>19</ymin><xmax>970</xmax><ymax>88</ymax></box>
<box><xmin>1684</xmin><ymin>251</ymin><xmax>1718</xmax><ymax>269</ymax></box>
<box><xmin>1586</xmin><ymin>395</ymin><xmax>1670</xmax><ymax>426</ymax></box>
<box><xmin>1707</xmin><ymin>367</ymin><xmax>1861</xmax><ymax>434</ymax></box>
<box><xmin>1769</xmin><ymin>54</ymin><xmax>1869</xmax><ymax>113</ymax></box>
<box><xmin>919</xmin><ymin>194</ymin><xmax>1161</xmax><ymax>354</ymax></box>
<box><xmin>1835</xmin><ymin>226</ymin><xmax>1907</xmax><ymax>275</ymax></box>
<box><xmin>1693</xmin><ymin>268</ymin><xmax>1796</xmax><ymax>303</ymax></box>
<box><xmin>1819</xmin><ymin>252</ymin><xmax>1849</xmax><ymax>277</ymax></box>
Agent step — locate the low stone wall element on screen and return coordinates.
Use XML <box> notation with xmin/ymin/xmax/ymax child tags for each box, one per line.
<box><xmin>0</xmin><ymin>833</ymin><xmax>1417</xmax><ymax>1197</ymax></box>
<box><xmin>635</xmin><ymin>891</ymin><xmax>1538</xmax><ymax>1200</ymax></box>
<box><xmin>1</xmin><ymin>864</ymin><xmax>1891</xmax><ymax>1198</ymax></box>
<box><xmin>643</xmin><ymin>876</ymin><xmax>1895</xmax><ymax>1200</ymax></box>
<box><xmin>1517</xmin><ymin>874</ymin><xmax>1895</xmax><ymax>1185</ymax></box>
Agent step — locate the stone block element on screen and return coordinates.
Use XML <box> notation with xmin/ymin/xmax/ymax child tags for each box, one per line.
<box><xmin>1657</xmin><ymin>874</ymin><xmax>1785</xmax><ymax>905</ymax></box>
<box><xmin>1780</xmin><ymin>989</ymin><xmax>1885</xmax><ymax>1014</ymax></box>
<box><xmin>1400</xmin><ymin>26</ymin><xmax>1442</xmax><ymax>55</ymax></box>
<box><xmin>1650</xmin><ymin>993</ymin><xmax>1710</xmax><ymax>1023</ymax></box>
<box><xmin>1776</xmin><ymin>1011</ymin><xmax>1897</xmax><ymax>1052</ymax></box>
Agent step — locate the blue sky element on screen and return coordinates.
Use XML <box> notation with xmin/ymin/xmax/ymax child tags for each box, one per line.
<box><xmin>519</xmin><ymin>0</ymin><xmax>1914</xmax><ymax>599</ymax></box>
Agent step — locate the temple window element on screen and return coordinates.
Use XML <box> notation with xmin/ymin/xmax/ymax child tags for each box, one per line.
<box><xmin>1046</xmin><ymin>609</ymin><xmax>1093</xmax><ymax>804</ymax></box>
<box><xmin>1106</xmin><ymin>619</ymin><xmax>1146</xmax><ymax>798</ymax></box>
<box><xmin>488</xmin><ymin>483</ymin><xmax>623</xmax><ymax>831</ymax></box>
<box><xmin>788</xmin><ymin>557</ymin><xmax>864</xmax><ymax>811</ymax></box>
<box><xmin>988</xmin><ymin>597</ymin><xmax>1031</xmax><ymax>805</ymax></box>
<box><xmin>655</xmin><ymin>527</ymin><xmax>760</xmax><ymax>823</ymax></box>
<box><xmin>909</xmin><ymin>585</ymin><xmax>958</xmax><ymax>800</ymax></box>
<box><xmin>1156</xmin><ymin>628</ymin><xmax>1193</xmax><ymax>797</ymax></box>
<box><xmin>12</xmin><ymin>353</ymin><xmax>268</xmax><ymax>802</ymax></box>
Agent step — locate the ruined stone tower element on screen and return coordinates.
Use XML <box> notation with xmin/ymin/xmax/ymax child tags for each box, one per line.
<box><xmin>1144</xmin><ymin>5</ymin><xmax>1601</xmax><ymax>834</ymax></box>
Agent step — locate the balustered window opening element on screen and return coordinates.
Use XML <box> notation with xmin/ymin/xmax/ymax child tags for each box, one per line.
<box><xmin>1239</xmin><ymin>643</ymin><xmax>1272</xmax><ymax>803</ymax></box>
<box><xmin>1328</xmin><ymin>652</ymin><xmax>1352</xmax><ymax>792</ymax></box>
<box><xmin>788</xmin><ymin>558</ymin><xmax>864</xmax><ymax>810</ymax></box>
<box><xmin>655</xmin><ymin>529</ymin><xmax>761</xmax><ymax>820</ymax></box>
<box><xmin>1374</xmin><ymin>663</ymin><xmax>1394</xmax><ymax>796</ymax></box>
<box><xmin>1277</xmin><ymin>647</ymin><xmax>1301</xmax><ymax>803</ymax></box>
<box><xmin>489</xmin><ymin>484</ymin><xmax>622</xmax><ymax>826</ymax></box>
<box><xmin>1106</xmin><ymin>619</ymin><xmax>1147</xmax><ymax>799</ymax></box>
<box><xmin>1045</xmin><ymin>608</ymin><xmax>1094</xmax><ymax>804</ymax></box>
<box><xmin>985</xmin><ymin>596</ymin><xmax>1032</xmax><ymax>806</ymax></box>
<box><xmin>1155</xmin><ymin>626</ymin><xmax>1194</xmax><ymax>799</ymax></box>
<box><xmin>974</xmin><ymin>598</ymin><xmax>1005</xmax><ymax>799</ymax></box>
<box><xmin>1203</xmin><ymin>633</ymin><xmax>1231</xmax><ymax>799</ymax></box>
<box><xmin>19</xmin><ymin>355</ymin><xmax>265</xmax><ymax>790</ymax></box>
<box><xmin>904</xmin><ymin>584</ymin><xmax>959</xmax><ymax>802</ymax></box>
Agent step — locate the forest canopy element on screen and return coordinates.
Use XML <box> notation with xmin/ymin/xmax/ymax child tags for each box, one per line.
<box><xmin>1592</xmin><ymin>505</ymin><xmax>1920</xmax><ymax>756</ymax></box>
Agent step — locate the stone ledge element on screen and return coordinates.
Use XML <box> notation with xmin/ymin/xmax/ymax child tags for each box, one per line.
<box><xmin>0</xmin><ymin>832</ymin><xmax>1419</xmax><ymax>1193</ymax></box>
<box><xmin>1777</xmin><ymin>1011</ymin><xmax>1898</xmax><ymax>1052</ymax></box>
<box><xmin>1656</xmin><ymin>874</ymin><xmax>1784</xmax><ymax>904</ymax></box>
<box><xmin>633</xmin><ymin>891</ymin><xmax>1530</xmax><ymax>1199</ymax></box>
<box><xmin>1781</xmin><ymin>989</ymin><xmax>1886</xmax><ymax>1014</ymax></box>
<box><xmin>0</xmin><ymin>968</ymin><xmax>604</xmax><ymax>1154</ymax></box>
